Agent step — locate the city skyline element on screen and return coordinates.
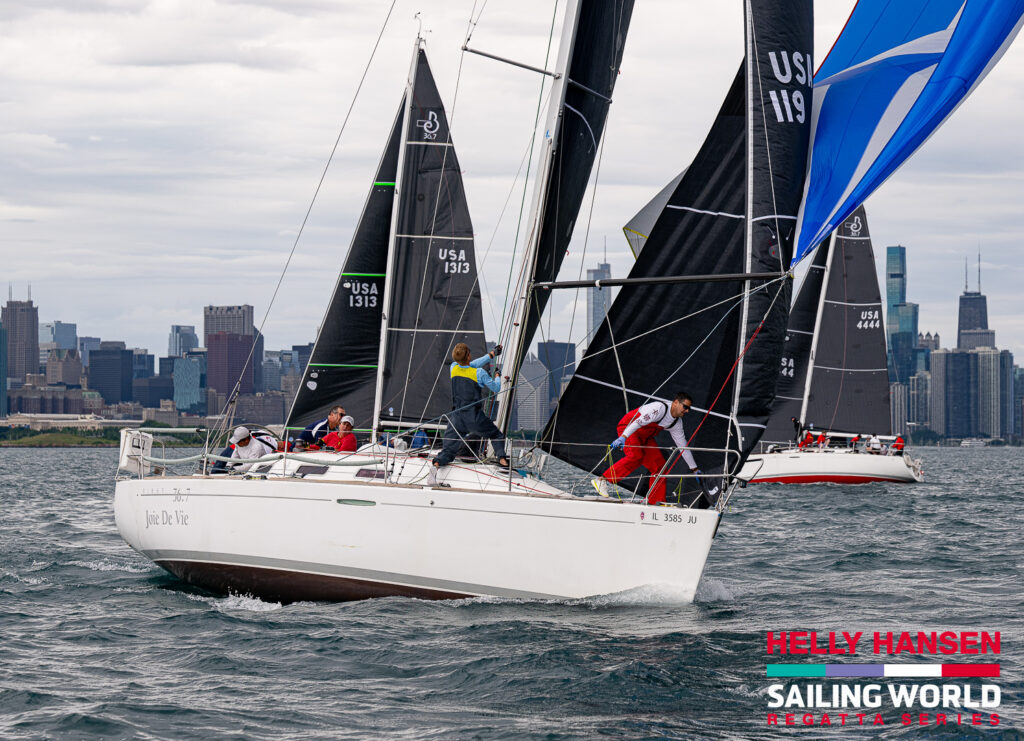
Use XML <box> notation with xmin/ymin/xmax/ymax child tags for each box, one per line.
<box><xmin>2</xmin><ymin>2</ymin><xmax>1022</xmax><ymax>361</ymax></box>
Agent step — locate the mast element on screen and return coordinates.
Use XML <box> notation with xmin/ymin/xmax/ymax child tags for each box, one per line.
<box><xmin>798</xmin><ymin>233</ymin><xmax>835</xmax><ymax>427</ymax></box>
<box><xmin>495</xmin><ymin>0</ymin><xmax>635</xmax><ymax>434</ymax></box>
<box><xmin>372</xmin><ymin>37</ymin><xmax>421</xmax><ymax>437</ymax></box>
<box><xmin>494</xmin><ymin>0</ymin><xmax>581</xmax><ymax>435</ymax></box>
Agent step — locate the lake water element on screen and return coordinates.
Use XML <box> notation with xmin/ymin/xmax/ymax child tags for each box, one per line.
<box><xmin>1</xmin><ymin>446</ymin><xmax>1021</xmax><ymax>739</ymax></box>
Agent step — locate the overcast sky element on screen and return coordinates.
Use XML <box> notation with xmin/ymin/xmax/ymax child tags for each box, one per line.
<box><xmin>3</xmin><ymin>0</ymin><xmax>1023</xmax><ymax>362</ymax></box>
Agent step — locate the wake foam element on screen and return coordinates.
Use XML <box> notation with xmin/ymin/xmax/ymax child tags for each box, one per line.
<box><xmin>69</xmin><ymin>559</ymin><xmax>153</xmax><ymax>574</ymax></box>
<box><xmin>694</xmin><ymin>577</ymin><xmax>735</xmax><ymax>603</ymax></box>
<box><xmin>182</xmin><ymin>592</ymin><xmax>283</xmax><ymax>612</ymax></box>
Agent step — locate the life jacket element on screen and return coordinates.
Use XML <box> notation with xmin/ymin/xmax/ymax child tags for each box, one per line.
<box><xmin>617</xmin><ymin>403</ymin><xmax>673</xmax><ymax>440</ymax></box>
<box><xmin>451</xmin><ymin>363</ymin><xmax>483</xmax><ymax>411</ymax></box>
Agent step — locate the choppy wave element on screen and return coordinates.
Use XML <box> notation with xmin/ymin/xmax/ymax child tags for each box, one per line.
<box><xmin>0</xmin><ymin>446</ymin><xmax>1021</xmax><ymax>739</ymax></box>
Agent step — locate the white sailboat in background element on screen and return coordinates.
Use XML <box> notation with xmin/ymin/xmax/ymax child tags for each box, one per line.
<box><xmin>737</xmin><ymin>206</ymin><xmax>923</xmax><ymax>485</ymax></box>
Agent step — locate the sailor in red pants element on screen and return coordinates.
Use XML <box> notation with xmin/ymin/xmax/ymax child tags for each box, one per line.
<box><xmin>592</xmin><ymin>392</ymin><xmax>700</xmax><ymax>504</ymax></box>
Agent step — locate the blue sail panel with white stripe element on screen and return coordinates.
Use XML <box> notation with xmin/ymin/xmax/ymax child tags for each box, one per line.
<box><xmin>794</xmin><ymin>0</ymin><xmax>1024</xmax><ymax>263</ymax></box>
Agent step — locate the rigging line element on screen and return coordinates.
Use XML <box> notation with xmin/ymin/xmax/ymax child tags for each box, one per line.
<box><xmin>577</xmin><ymin>276</ymin><xmax>787</xmax><ymax>367</ymax></box>
<box><xmin>407</xmin><ymin>118</ymin><xmax>547</xmax><ymax>429</ymax></box>
<box><xmin>688</xmin><ymin>274</ymin><xmax>790</xmax><ymax>449</ymax></box>
<box><xmin>214</xmin><ymin>0</ymin><xmax>398</xmax><ymax>437</ymax></box>
<box><xmin>498</xmin><ymin>0</ymin><xmax>561</xmax><ymax>336</ymax></box>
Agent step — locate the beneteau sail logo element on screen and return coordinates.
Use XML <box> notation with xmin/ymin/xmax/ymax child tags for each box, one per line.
<box><xmin>763</xmin><ymin>630</ymin><xmax>1002</xmax><ymax>729</ymax></box>
<box><xmin>417</xmin><ymin>110</ymin><xmax>440</xmax><ymax>140</ymax></box>
<box><xmin>848</xmin><ymin>215</ymin><xmax>863</xmax><ymax>236</ymax></box>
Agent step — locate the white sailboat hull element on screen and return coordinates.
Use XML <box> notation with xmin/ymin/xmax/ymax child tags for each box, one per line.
<box><xmin>738</xmin><ymin>448</ymin><xmax>923</xmax><ymax>484</ymax></box>
<box><xmin>114</xmin><ymin>461</ymin><xmax>721</xmax><ymax>602</ymax></box>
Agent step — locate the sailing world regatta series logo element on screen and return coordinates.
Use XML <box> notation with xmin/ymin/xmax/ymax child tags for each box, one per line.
<box><xmin>763</xmin><ymin>630</ymin><xmax>1002</xmax><ymax>729</ymax></box>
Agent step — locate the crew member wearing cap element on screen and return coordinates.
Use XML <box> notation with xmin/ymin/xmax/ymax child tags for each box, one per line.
<box><xmin>228</xmin><ymin>426</ymin><xmax>276</xmax><ymax>471</ymax></box>
<box><xmin>298</xmin><ymin>405</ymin><xmax>345</xmax><ymax>445</ymax></box>
<box><xmin>322</xmin><ymin>415</ymin><xmax>358</xmax><ymax>452</ymax></box>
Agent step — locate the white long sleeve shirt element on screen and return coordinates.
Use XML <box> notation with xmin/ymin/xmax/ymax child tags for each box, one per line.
<box><xmin>229</xmin><ymin>436</ymin><xmax>275</xmax><ymax>472</ymax></box>
<box><xmin>621</xmin><ymin>401</ymin><xmax>699</xmax><ymax>470</ymax></box>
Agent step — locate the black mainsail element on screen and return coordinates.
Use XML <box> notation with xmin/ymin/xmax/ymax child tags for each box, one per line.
<box><xmin>285</xmin><ymin>98</ymin><xmax>405</xmax><ymax>435</ymax></box>
<box><xmin>802</xmin><ymin>206</ymin><xmax>891</xmax><ymax>435</ymax></box>
<box><xmin>374</xmin><ymin>47</ymin><xmax>485</xmax><ymax>432</ymax></box>
<box><xmin>497</xmin><ymin>0</ymin><xmax>635</xmax><ymax>430</ymax></box>
<box><xmin>541</xmin><ymin>0</ymin><xmax>813</xmax><ymax>496</ymax></box>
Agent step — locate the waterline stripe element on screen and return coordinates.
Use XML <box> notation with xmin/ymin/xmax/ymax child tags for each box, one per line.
<box><xmin>766</xmin><ymin>664</ymin><xmax>1000</xmax><ymax>678</ymax></box>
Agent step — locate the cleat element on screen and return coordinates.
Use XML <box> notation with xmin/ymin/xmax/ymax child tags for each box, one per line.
<box><xmin>591</xmin><ymin>478</ymin><xmax>610</xmax><ymax>497</ymax></box>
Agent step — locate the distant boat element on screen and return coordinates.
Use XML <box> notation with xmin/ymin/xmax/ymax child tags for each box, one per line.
<box><xmin>737</xmin><ymin>206</ymin><xmax>923</xmax><ymax>484</ymax></box>
<box><xmin>960</xmin><ymin>438</ymin><xmax>988</xmax><ymax>448</ymax></box>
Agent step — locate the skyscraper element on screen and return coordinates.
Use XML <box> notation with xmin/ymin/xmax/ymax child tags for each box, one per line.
<box><xmin>0</xmin><ymin>324</ymin><xmax>7</xmax><ymax>416</ymax></box>
<box><xmin>168</xmin><ymin>325</ymin><xmax>199</xmax><ymax>357</ymax></box>
<box><xmin>38</xmin><ymin>320</ymin><xmax>77</xmax><ymax>369</ymax></box>
<box><xmin>2</xmin><ymin>298</ymin><xmax>39</xmax><ymax>384</ymax></box>
<box><xmin>78</xmin><ymin>336</ymin><xmax>101</xmax><ymax>367</ymax></box>
<box><xmin>207</xmin><ymin>332</ymin><xmax>257</xmax><ymax>395</ymax></box>
<box><xmin>88</xmin><ymin>343</ymin><xmax>134</xmax><ymax>404</ymax></box>
<box><xmin>537</xmin><ymin>341</ymin><xmax>575</xmax><ymax>413</ymax></box>
<box><xmin>515</xmin><ymin>352</ymin><xmax>549</xmax><ymax>433</ymax></box>
<box><xmin>928</xmin><ymin>349</ymin><xmax>978</xmax><ymax>438</ymax></box>
<box><xmin>203</xmin><ymin>305</ymin><xmax>254</xmax><ymax>344</ymax></box>
<box><xmin>885</xmin><ymin>245</ymin><xmax>919</xmax><ymax>383</ymax></box>
<box><xmin>957</xmin><ymin>255</ymin><xmax>989</xmax><ymax>349</ymax></box>
<box><xmin>1014</xmin><ymin>366</ymin><xmax>1024</xmax><ymax>437</ymax></box>
<box><xmin>586</xmin><ymin>261</ymin><xmax>612</xmax><ymax>345</ymax></box>
<box><xmin>999</xmin><ymin>350</ymin><xmax>1015</xmax><ymax>438</ymax></box>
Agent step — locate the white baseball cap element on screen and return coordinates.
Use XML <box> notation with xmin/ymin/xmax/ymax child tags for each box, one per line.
<box><xmin>230</xmin><ymin>426</ymin><xmax>251</xmax><ymax>443</ymax></box>
<box><xmin>340</xmin><ymin>415</ymin><xmax>355</xmax><ymax>426</ymax></box>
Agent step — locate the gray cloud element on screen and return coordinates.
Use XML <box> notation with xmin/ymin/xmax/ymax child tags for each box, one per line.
<box><xmin>1</xmin><ymin>0</ymin><xmax>1021</xmax><ymax>364</ymax></box>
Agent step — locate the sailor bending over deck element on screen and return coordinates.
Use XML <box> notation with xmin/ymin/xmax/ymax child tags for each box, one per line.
<box><xmin>427</xmin><ymin>343</ymin><xmax>509</xmax><ymax>487</ymax></box>
<box><xmin>593</xmin><ymin>393</ymin><xmax>700</xmax><ymax>505</ymax></box>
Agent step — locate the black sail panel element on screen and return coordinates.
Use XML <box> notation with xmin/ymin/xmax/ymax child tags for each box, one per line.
<box><xmin>804</xmin><ymin>206</ymin><xmax>891</xmax><ymax>435</ymax></box>
<box><xmin>378</xmin><ymin>49</ymin><xmax>485</xmax><ymax>428</ymax></box>
<box><xmin>733</xmin><ymin>0</ymin><xmax>815</xmax><ymax>459</ymax></box>
<box><xmin>760</xmin><ymin>237</ymin><xmax>830</xmax><ymax>447</ymax></box>
<box><xmin>285</xmin><ymin>97</ymin><xmax>404</xmax><ymax>435</ymax></box>
<box><xmin>543</xmin><ymin>0</ymin><xmax>812</xmax><ymax>495</ymax></box>
<box><xmin>542</xmin><ymin>69</ymin><xmax>747</xmax><ymax>490</ymax></box>
<box><xmin>511</xmin><ymin>1</ymin><xmax>635</xmax><ymax>380</ymax></box>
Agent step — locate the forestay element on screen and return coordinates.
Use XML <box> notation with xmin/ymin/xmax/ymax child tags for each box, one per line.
<box><xmin>285</xmin><ymin>99</ymin><xmax>405</xmax><ymax>435</ymax></box>
<box><xmin>500</xmin><ymin>0</ymin><xmax>635</xmax><ymax>427</ymax></box>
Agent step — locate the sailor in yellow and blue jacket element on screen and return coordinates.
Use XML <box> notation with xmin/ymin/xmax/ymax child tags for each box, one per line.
<box><xmin>428</xmin><ymin>342</ymin><xmax>509</xmax><ymax>485</ymax></box>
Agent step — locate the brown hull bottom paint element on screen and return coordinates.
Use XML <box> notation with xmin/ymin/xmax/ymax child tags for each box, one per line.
<box><xmin>157</xmin><ymin>560</ymin><xmax>472</xmax><ymax>604</ymax></box>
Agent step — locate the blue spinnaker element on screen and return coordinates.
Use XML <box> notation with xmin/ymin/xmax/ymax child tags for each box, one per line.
<box><xmin>794</xmin><ymin>0</ymin><xmax>1024</xmax><ymax>263</ymax></box>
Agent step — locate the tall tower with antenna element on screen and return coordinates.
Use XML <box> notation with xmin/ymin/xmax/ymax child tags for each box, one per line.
<box><xmin>957</xmin><ymin>251</ymin><xmax>992</xmax><ymax>349</ymax></box>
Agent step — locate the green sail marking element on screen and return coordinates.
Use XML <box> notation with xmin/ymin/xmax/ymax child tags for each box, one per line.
<box><xmin>341</xmin><ymin>273</ymin><xmax>385</xmax><ymax>277</ymax></box>
<box><xmin>373</xmin><ymin>181</ymin><xmax>396</xmax><ymax>186</ymax></box>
